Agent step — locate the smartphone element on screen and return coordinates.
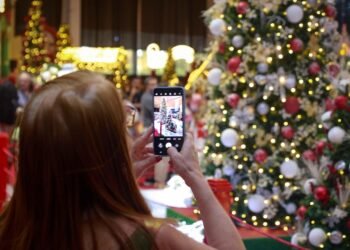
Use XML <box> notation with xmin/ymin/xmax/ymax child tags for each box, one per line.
<box><xmin>153</xmin><ymin>87</ymin><xmax>185</xmax><ymax>155</ymax></box>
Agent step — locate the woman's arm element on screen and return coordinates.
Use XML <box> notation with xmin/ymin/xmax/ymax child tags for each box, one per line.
<box><xmin>167</xmin><ymin>133</ymin><xmax>245</xmax><ymax>250</ymax></box>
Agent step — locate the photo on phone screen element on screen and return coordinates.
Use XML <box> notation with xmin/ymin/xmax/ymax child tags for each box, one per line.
<box><xmin>153</xmin><ymin>87</ymin><xmax>185</xmax><ymax>155</ymax></box>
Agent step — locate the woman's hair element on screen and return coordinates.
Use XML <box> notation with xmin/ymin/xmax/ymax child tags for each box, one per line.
<box><xmin>0</xmin><ymin>71</ymin><xmax>153</xmax><ymax>250</ymax></box>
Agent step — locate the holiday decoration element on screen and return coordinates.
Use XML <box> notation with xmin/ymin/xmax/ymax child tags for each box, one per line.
<box><xmin>55</xmin><ymin>24</ymin><xmax>71</xmax><ymax>64</ymax></box>
<box><xmin>303</xmin><ymin>178</ymin><xmax>317</xmax><ymax>195</ymax></box>
<box><xmin>324</xmin><ymin>5</ymin><xmax>336</xmax><ymax>18</ymax></box>
<box><xmin>254</xmin><ymin>149</ymin><xmax>268</xmax><ymax>164</ymax></box>
<box><xmin>232</xmin><ymin>35</ymin><xmax>244</xmax><ymax>48</ymax></box>
<box><xmin>303</xmin><ymin>150</ymin><xmax>317</xmax><ymax>161</ymax></box>
<box><xmin>281</xmin><ymin>126</ymin><xmax>294</xmax><ymax>140</ymax></box>
<box><xmin>280</xmin><ymin>160</ymin><xmax>299</xmax><ymax>179</ymax></box>
<box><xmin>293</xmin><ymin>97</ymin><xmax>350</xmax><ymax>249</ymax></box>
<box><xmin>297</xmin><ymin>205</ymin><xmax>308</xmax><ymax>219</ymax></box>
<box><xmin>256</xmin><ymin>102</ymin><xmax>269</xmax><ymax>115</ymax></box>
<box><xmin>113</xmin><ymin>47</ymin><xmax>128</xmax><ymax>89</ymax></box>
<box><xmin>227</xmin><ymin>93</ymin><xmax>240</xmax><ymax>108</ymax></box>
<box><xmin>313</xmin><ymin>186</ymin><xmax>329</xmax><ymax>203</ymax></box>
<box><xmin>220</xmin><ymin>128</ymin><xmax>238</xmax><ymax>148</ymax></box>
<box><xmin>209</xmin><ymin>19</ymin><xmax>226</xmax><ymax>36</ymax></box>
<box><xmin>286</xmin><ymin>5</ymin><xmax>304</xmax><ymax>23</ymax></box>
<box><xmin>227</xmin><ymin>56</ymin><xmax>241</xmax><ymax>73</ymax></box>
<box><xmin>308</xmin><ymin>228</ymin><xmax>327</xmax><ymax>247</ymax></box>
<box><xmin>247</xmin><ymin>194</ymin><xmax>265</xmax><ymax>213</ymax></box>
<box><xmin>334</xmin><ymin>95</ymin><xmax>348</xmax><ymax>110</ymax></box>
<box><xmin>290</xmin><ymin>38</ymin><xmax>304</xmax><ymax>53</ymax></box>
<box><xmin>207</xmin><ymin>68</ymin><xmax>222</xmax><ymax>86</ymax></box>
<box><xmin>291</xmin><ymin>233</ymin><xmax>307</xmax><ymax>246</ymax></box>
<box><xmin>21</xmin><ymin>0</ymin><xmax>49</xmax><ymax>74</ymax></box>
<box><xmin>328</xmin><ymin>126</ymin><xmax>346</xmax><ymax>144</ymax></box>
<box><xmin>204</xmin><ymin>0</ymin><xmax>341</xmax><ymax>230</ymax></box>
<box><xmin>284</xmin><ymin>97</ymin><xmax>300</xmax><ymax>115</ymax></box>
<box><xmin>257</xmin><ymin>63</ymin><xmax>268</xmax><ymax>74</ymax></box>
<box><xmin>162</xmin><ymin>48</ymin><xmax>179</xmax><ymax>86</ymax></box>
<box><xmin>236</xmin><ymin>1</ymin><xmax>249</xmax><ymax>15</ymax></box>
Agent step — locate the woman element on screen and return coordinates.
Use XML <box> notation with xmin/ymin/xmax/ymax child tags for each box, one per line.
<box><xmin>0</xmin><ymin>71</ymin><xmax>245</xmax><ymax>250</ymax></box>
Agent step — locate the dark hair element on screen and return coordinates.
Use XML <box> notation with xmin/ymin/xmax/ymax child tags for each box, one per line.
<box><xmin>0</xmin><ymin>71</ymin><xmax>155</xmax><ymax>250</ymax></box>
<box><xmin>144</xmin><ymin>76</ymin><xmax>158</xmax><ymax>86</ymax></box>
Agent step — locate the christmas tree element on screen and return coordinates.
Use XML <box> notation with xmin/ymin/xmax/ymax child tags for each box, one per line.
<box><xmin>203</xmin><ymin>0</ymin><xmax>340</xmax><ymax>229</ymax></box>
<box><xmin>162</xmin><ymin>48</ymin><xmax>179</xmax><ymax>86</ymax></box>
<box><xmin>55</xmin><ymin>24</ymin><xmax>71</xmax><ymax>64</ymax></box>
<box><xmin>113</xmin><ymin>47</ymin><xmax>128</xmax><ymax>89</ymax></box>
<box><xmin>21</xmin><ymin>0</ymin><xmax>48</xmax><ymax>74</ymax></box>
<box><xmin>291</xmin><ymin>92</ymin><xmax>350</xmax><ymax>249</ymax></box>
<box><xmin>160</xmin><ymin>97</ymin><xmax>167</xmax><ymax>124</ymax></box>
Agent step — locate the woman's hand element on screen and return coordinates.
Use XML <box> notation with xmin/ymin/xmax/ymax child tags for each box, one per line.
<box><xmin>167</xmin><ymin>133</ymin><xmax>203</xmax><ymax>186</ymax></box>
<box><xmin>130</xmin><ymin>127</ymin><xmax>162</xmax><ymax>177</ymax></box>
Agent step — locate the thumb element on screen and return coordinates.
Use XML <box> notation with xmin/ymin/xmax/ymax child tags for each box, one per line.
<box><xmin>167</xmin><ymin>147</ymin><xmax>181</xmax><ymax>159</ymax></box>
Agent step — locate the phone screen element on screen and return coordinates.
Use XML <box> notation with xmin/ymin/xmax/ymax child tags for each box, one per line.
<box><xmin>153</xmin><ymin>87</ymin><xmax>185</xmax><ymax>155</ymax></box>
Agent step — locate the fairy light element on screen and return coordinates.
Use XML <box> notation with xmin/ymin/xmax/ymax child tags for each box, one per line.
<box><xmin>279</xmin><ymin>175</ymin><xmax>284</xmax><ymax>179</ymax></box>
<box><xmin>278</xmin><ymin>54</ymin><xmax>283</xmax><ymax>59</ymax></box>
<box><xmin>263</xmin><ymin>95</ymin><xmax>268</xmax><ymax>100</ymax></box>
<box><xmin>229</xmin><ymin>46</ymin><xmax>234</xmax><ymax>51</ymax></box>
<box><xmin>288</xmin><ymin>50</ymin><xmax>293</xmax><ymax>54</ymax></box>
<box><xmin>215</xmin><ymin>143</ymin><xmax>220</xmax><ymax>147</ymax></box>
<box><xmin>227</xmin><ymin>26</ymin><xmax>232</xmax><ymax>31</ymax></box>
<box><xmin>310</xmin><ymin>201</ymin><xmax>314</xmax><ymax>206</ymax></box>
<box><xmin>271</xmin><ymin>107</ymin><xmax>276</xmax><ymax>112</ymax></box>
<box><xmin>253</xmin><ymin>222</ymin><xmax>258</xmax><ymax>226</ymax></box>
<box><xmin>234</xmin><ymin>197</ymin><xmax>240</xmax><ymax>202</ymax></box>
<box><xmin>216</xmin><ymin>133</ymin><xmax>220</xmax><ymax>137</ymax></box>
<box><xmin>241</xmin><ymin>214</ymin><xmax>247</xmax><ymax>219</ymax></box>
<box><xmin>249</xmin><ymin>82</ymin><xmax>255</xmax><ymax>88</ymax></box>
<box><xmin>263</xmin><ymin>222</ymin><xmax>268</xmax><ymax>227</ymax></box>
<box><xmin>220</xmin><ymin>105</ymin><xmax>225</xmax><ymax>109</ymax></box>
<box><xmin>267</xmin><ymin>57</ymin><xmax>273</xmax><ymax>63</ymax></box>
<box><xmin>241</xmin><ymin>144</ymin><xmax>246</xmax><ymax>149</ymax></box>
<box><xmin>299</xmin><ymin>23</ymin><xmax>304</xmax><ymax>28</ymax></box>
<box><xmin>291</xmin><ymin>88</ymin><xmax>296</xmax><ymax>93</ymax></box>
<box><xmin>296</xmin><ymin>154</ymin><xmax>301</xmax><ymax>158</ymax></box>
<box><xmin>275</xmin><ymin>221</ymin><xmax>281</xmax><ymax>226</ymax></box>
<box><xmin>238</xmin><ymin>14</ymin><xmax>243</xmax><ymax>19</ymax></box>
<box><xmin>223</xmin><ymin>110</ymin><xmax>228</xmax><ymax>114</ymax></box>
<box><xmin>270</xmin><ymin>23</ymin><xmax>276</xmax><ymax>28</ymax></box>
<box><xmin>237</xmin><ymin>50</ymin><xmax>242</xmax><ymax>54</ymax></box>
<box><xmin>234</xmin><ymin>155</ymin><xmax>239</xmax><ymax>160</ymax></box>
<box><xmin>250</xmin><ymin>27</ymin><xmax>255</xmax><ymax>32</ymax></box>
<box><xmin>232</xmin><ymin>210</ymin><xmax>237</xmax><ymax>215</ymax></box>
<box><xmin>258</xmin><ymin>168</ymin><xmax>264</xmax><ymax>174</ymax></box>
<box><xmin>281</xmin><ymin>142</ymin><xmax>286</xmax><ymax>148</ymax></box>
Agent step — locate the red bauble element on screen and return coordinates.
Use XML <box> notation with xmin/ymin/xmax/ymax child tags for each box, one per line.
<box><xmin>334</xmin><ymin>95</ymin><xmax>348</xmax><ymax>110</ymax></box>
<box><xmin>236</xmin><ymin>2</ymin><xmax>249</xmax><ymax>14</ymax></box>
<box><xmin>303</xmin><ymin>150</ymin><xmax>317</xmax><ymax>161</ymax></box>
<box><xmin>346</xmin><ymin>219</ymin><xmax>350</xmax><ymax>230</ymax></box>
<box><xmin>314</xmin><ymin>186</ymin><xmax>330</xmax><ymax>203</ymax></box>
<box><xmin>325</xmin><ymin>98</ymin><xmax>335</xmax><ymax>111</ymax></box>
<box><xmin>227</xmin><ymin>93</ymin><xmax>240</xmax><ymax>108</ymax></box>
<box><xmin>290</xmin><ymin>38</ymin><xmax>304</xmax><ymax>53</ymax></box>
<box><xmin>254</xmin><ymin>149</ymin><xmax>268</xmax><ymax>164</ymax></box>
<box><xmin>227</xmin><ymin>56</ymin><xmax>241</xmax><ymax>73</ymax></box>
<box><xmin>315</xmin><ymin>140</ymin><xmax>327</xmax><ymax>155</ymax></box>
<box><xmin>328</xmin><ymin>63</ymin><xmax>340</xmax><ymax>77</ymax></box>
<box><xmin>281</xmin><ymin>126</ymin><xmax>294</xmax><ymax>140</ymax></box>
<box><xmin>327</xmin><ymin>164</ymin><xmax>337</xmax><ymax>174</ymax></box>
<box><xmin>297</xmin><ymin>205</ymin><xmax>308</xmax><ymax>219</ymax></box>
<box><xmin>284</xmin><ymin>97</ymin><xmax>300</xmax><ymax>115</ymax></box>
<box><xmin>324</xmin><ymin>5</ymin><xmax>337</xmax><ymax>18</ymax></box>
<box><xmin>219</xmin><ymin>42</ymin><xmax>226</xmax><ymax>54</ymax></box>
<box><xmin>308</xmin><ymin>62</ymin><xmax>321</xmax><ymax>76</ymax></box>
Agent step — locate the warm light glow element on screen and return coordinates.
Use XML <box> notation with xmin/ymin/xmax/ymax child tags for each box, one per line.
<box><xmin>172</xmin><ymin>45</ymin><xmax>195</xmax><ymax>63</ymax></box>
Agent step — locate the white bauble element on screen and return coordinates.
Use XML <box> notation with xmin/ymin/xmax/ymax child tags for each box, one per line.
<box><xmin>257</xmin><ymin>102</ymin><xmax>269</xmax><ymax>115</ymax></box>
<box><xmin>329</xmin><ymin>231</ymin><xmax>343</xmax><ymax>245</ymax></box>
<box><xmin>229</xmin><ymin>116</ymin><xmax>239</xmax><ymax>128</ymax></box>
<box><xmin>209</xmin><ymin>19</ymin><xmax>226</xmax><ymax>36</ymax></box>
<box><xmin>308</xmin><ymin>228</ymin><xmax>327</xmax><ymax>247</ymax></box>
<box><xmin>280</xmin><ymin>160</ymin><xmax>300</xmax><ymax>178</ymax></box>
<box><xmin>220</xmin><ymin>128</ymin><xmax>238</xmax><ymax>147</ymax></box>
<box><xmin>232</xmin><ymin>35</ymin><xmax>244</xmax><ymax>48</ymax></box>
<box><xmin>303</xmin><ymin>178</ymin><xmax>317</xmax><ymax>195</ymax></box>
<box><xmin>248</xmin><ymin>194</ymin><xmax>265</xmax><ymax>213</ymax></box>
<box><xmin>285</xmin><ymin>203</ymin><xmax>297</xmax><ymax>214</ymax></box>
<box><xmin>207</xmin><ymin>68</ymin><xmax>222</xmax><ymax>86</ymax></box>
<box><xmin>328</xmin><ymin>126</ymin><xmax>346</xmax><ymax>144</ymax></box>
<box><xmin>223</xmin><ymin>165</ymin><xmax>234</xmax><ymax>176</ymax></box>
<box><xmin>321</xmin><ymin>111</ymin><xmax>332</xmax><ymax>122</ymax></box>
<box><xmin>291</xmin><ymin>233</ymin><xmax>307</xmax><ymax>246</ymax></box>
<box><xmin>285</xmin><ymin>75</ymin><xmax>296</xmax><ymax>89</ymax></box>
<box><xmin>286</xmin><ymin>5</ymin><xmax>304</xmax><ymax>23</ymax></box>
<box><xmin>257</xmin><ymin>63</ymin><xmax>268</xmax><ymax>73</ymax></box>
<box><xmin>254</xmin><ymin>75</ymin><xmax>267</xmax><ymax>85</ymax></box>
<box><xmin>335</xmin><ymin>161</ymin><xmax>346</xmax><ymax>170</ymax></box>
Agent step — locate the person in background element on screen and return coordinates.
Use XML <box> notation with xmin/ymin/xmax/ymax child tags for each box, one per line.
<box><xmin>141</xmin><ymin>76</ymin><xmax>158</xmax><ymax>128</ymax></box>
<box><xmin>0</xmin><ymin>80</ymin><xmax>18</xmax><ymax>133</ymax></box>
<box><xmin>16</xmin><ymin>72</ymin><xmax>34</xmax><ymax>107</ymax></box>
<box><xmin>0</xmin><ymin>71</ymin><xmax>245</xmax><ymax>250</ymax></box>
<box><xmin>7</xmin><ymin>60</ymin><xmax>18</xmax><ymax>85</ymax></box>
<box><xmin>128</xmin><ymin>77</ymin><xmax>144</xmax><ymax>111</ymax></box>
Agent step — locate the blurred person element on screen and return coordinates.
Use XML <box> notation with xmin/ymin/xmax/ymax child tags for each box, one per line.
<box><xmin>141</xmin><ymin>76</ymin><xmax>158</xmax><ymax>128</ymax></box>
<box><xmin>0</xmin><ymin>71</ymin><xmax>245</xmax><ymax>250</ymax></box>
<box><xmin>0</xmin><ymin>80</ymin><xmax>18</xmax><ymax>133</ymax></box>
<box><xmin>16</xmin><ymin>72</ymin><xmax>34</xmax><ymax>107</ymax></box>
<box><xmin>128</xmin><ymin>77</ymin><xmax>144</xmax><ymax>111</ymax></box>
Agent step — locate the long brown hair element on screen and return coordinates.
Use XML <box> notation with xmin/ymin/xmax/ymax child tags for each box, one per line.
<box><xmin>0</xmin><ymin>71</ymin><xmax>153</xmax><ymax>250</ymax></box>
